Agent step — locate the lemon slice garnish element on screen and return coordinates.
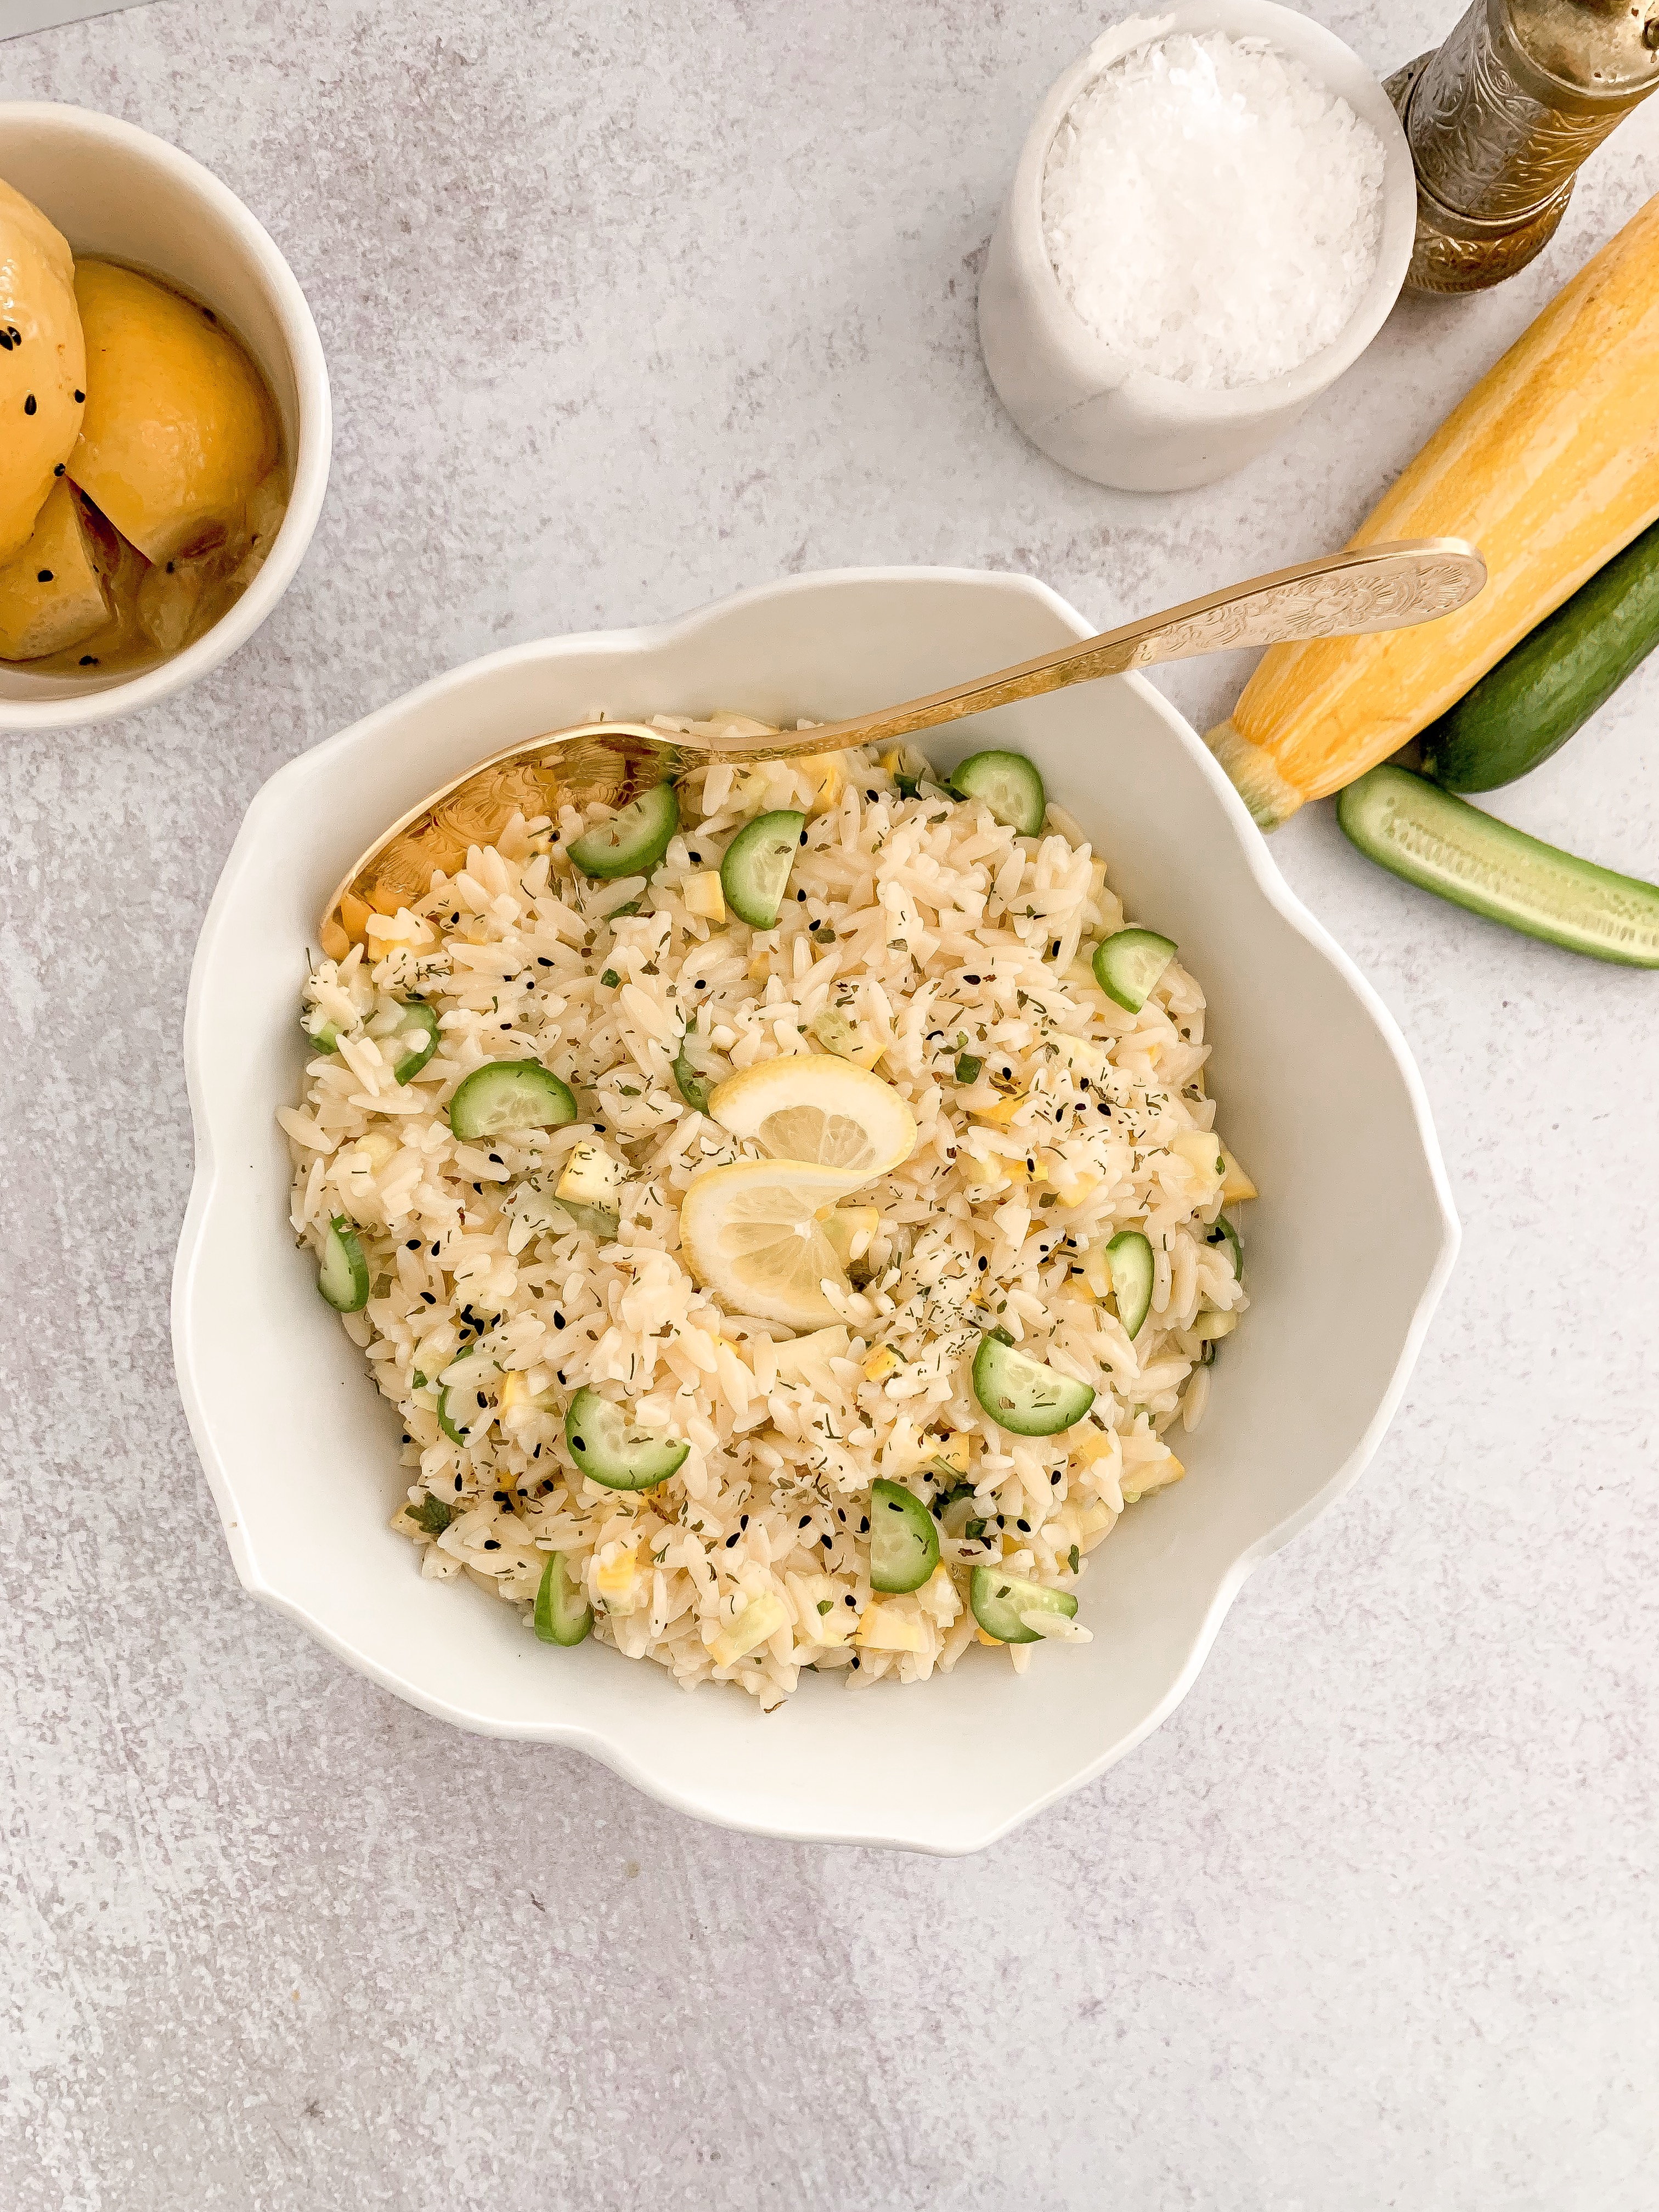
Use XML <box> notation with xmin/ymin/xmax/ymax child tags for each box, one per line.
<box><xmin>707</xmin><ymin>1053</ymin><xmax>916</xmax><ymax>1181</ymax></box>
<box><xmin>679</xmin><ymin>1159</ymin><xmax>859</xmax><ymax>1328</ymax></box>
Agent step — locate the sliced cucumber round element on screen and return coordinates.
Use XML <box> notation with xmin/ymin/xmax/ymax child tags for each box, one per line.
<box><xmin>721</xmin><ymin>809</ymin><xmax>806</xmax><ymax>927</ymax></box>
<box><xmin>969</xmin><ymin>1566</ymin><xmax>1078</xmax><ymax>1645</ymax></box>
<box><xmin>567</xmin><ymin>780</ymin><xmax>679</xmax><ymax>880</ymax></box>
<box><xmin>1092</xmin><ymin>928</ymin><xmax>1177</xmax><ymax>1013</ymax></box>
<box><xmin>448</xmin><ymin>1060</ymin><xmax>577</xmax><ymax>1140</ymax></box>
<box><xmin>1103</xmin><ymin>1229</ymin><xmax>1154</xmax><ymax>1338</ymax></box>
<box><xmin>437</xmin><ymin>1382</ymin><xmax>471</xmax><ymax>1447</ymax></box>
<box><xmin>563</xmin><ymin>1387</ymin><xmax>690</xmax><ymax>1491</ymax></box>
<box><xmin>672</xmin><ymin>1013</ymin><xmax>726</xmax><ymax>1115</ymax></box>
<box><xmin>950</xmin><ymin>749</ymin><xmax>1045</xmax><ymax>836</ymax></box>
<box><xmin>317</xmin><ymin>1215</ymin><xmax>370</xmax><ymax>1311</ymax></box>
<box><xmin>1205</xmin><ymin>1215</ymin><xmax>1243</xmax><ymax>1284</ymax></box>
<box><xmin>868</xmin><ymin>1478</ymin><xmax>940</xmax><ymax>1593</ymax></box>
<box><xmin>970</xmin><ymin>1334</ymin><xmax>1095</xmax><ymax>1436</ymax></box>
<box><xmin>300</xmin><ymin>1011</ymin><xmax>339</xmax><ymax>1054</ymax></box>
<box><xmin>392</xmin><ymin>1001</ymin><xmax>440</xmax><ymax>1083</ymax></box>
<box><xmin>534</xmin><ymin>1550</ymin><xmax>593</xmax><ymax>1646</ymax></box>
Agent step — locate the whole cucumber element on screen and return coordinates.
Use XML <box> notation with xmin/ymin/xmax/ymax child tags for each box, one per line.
<box><xmin>1419</xmin><ymin>515</ymin><xmax>1659</xmax><ymax>793</ymax></box>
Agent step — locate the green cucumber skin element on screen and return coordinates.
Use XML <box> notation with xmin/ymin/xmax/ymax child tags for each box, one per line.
<box><xmin>1338</xmin><ymin>766</ymin><xmax>1659</xmax><ymax>968</ymax></box>
<box><xmin>1420</xmin><ymin>516</ymin><xmax>1659</xmax><ymax>793</ymax></box>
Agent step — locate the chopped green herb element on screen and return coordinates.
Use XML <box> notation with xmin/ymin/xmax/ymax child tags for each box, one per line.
<box><xmin>600</xmin><ymin>969</ymin><xmax>620</xmax><ymax>988</ymax></box>
<box><xmin>411</xmin><ymin>1495</ymin><xmax>453</xmax><ymax>1536</ymax></box>
<box><xmin>955</xmin><ymin>1052</ymin><xmax>982</xmax><ymax>1084</ymax></box>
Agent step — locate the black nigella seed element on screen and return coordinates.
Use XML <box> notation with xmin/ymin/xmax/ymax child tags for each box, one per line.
<box><xmin>820</xmin><ymin>1534</ymin><xmax>832</xmax><ymax>1549</ymax></box>
<box><xmin>866</xmin><ymin>790</ymin><xmax>878</xmax><ymax>802</ymax></box>
<box><xmin>1051</xmin><ymin>1471</ymin><xmax>1062</xmax><ymax>1485</ymax></box>
<box><xmin>405</xmin><ymin>1239</ymin><xmax>420</xmax><ymax>1250</ymax></box>
<box><xmin>689</xmin><ymin>851</ymin><xmax>701</xmax><ymax>863</ymax></box>
<box><xmin>454</xmin><ymin>1475</ymin><xmax>463</xmax><ymax>1492</ymax></box>
<box><xmin>798</xmin><ymin>1515</ymin><xmax>811</xmax><ymax>1528</ymax></box>
<box><xmin>166</xmin><ymin>561</ymin><xmax>175</xmax><ymax>574</ymax></box>
<box><xmin>37</xmin><ymin>570</ymin><xmax>51</xmax><ymax>583</ymax></box>
<box><xmin>795</xmin><ymin>889</ymin><xmax>805</xmax><ymax>901</ymax></box>
<box><xmin>725</xmin><ymin>1532</ymin><xmax>739</xmax><ymax>1548</ymax></box>
<box><xmin>74</xmin><ymin>389</ymin><xmax>84</xmax><ymax>403</ymax></box>
<box><xmin>79</xmin><ymin>655</ymin><xmax>98</xmax><ymax>665</ymax></box>
<box><xmin>22</xmin><ymin>394</ymin><xmax>36</xmax><ymax>415</ymax></box>
<box><xmin>0</xmin><ymin>332</ymin><xmax>9</xmax><ymax>350</ymax></box>
<box><xmin>1017</xmin><ymin>1518</ymin><xmax>1031</xmax><ymax>1532</ymax></box>
<box><xmin>483</xmin><ymin>1539</ymin><xmax>500</xmax><ymax>1551</ymax></box>
<box><xmin>798</xmin><ymin>831</ymin><xmax>807</xmax><ymax>845</ymax></box>
<box><xmin>553</xmin><ymin>1312</ymin><xmax>566</xmax><ymax>1329</ymax></box>
<box><xmin>858</xmin><ymin>1517</ymin><xmax>869</xmax><ymax>1534</ymax></box>
<box><xmin>963</xmin><ymin>974</ymin><xmax>979</xmax><ymax>984</ymax></box>
<box><xmin>430</xmin><ymin>1242</ymin><xmax>440</xmax><ymax>1256</ymax></box>
<box><xmin>571</xmin><ymin>1433</ymin><xmax>583</xmax><ymax>1449</ymax></box>
<box><xmin>421</xmin><ymin>1291</ymin><xmax>436</xmax><ymax>1304</ymax></box>
<box><xmin>53</xmin><ymin>461</ymin><xmax>64</xmax><ymax>476</ymax></box>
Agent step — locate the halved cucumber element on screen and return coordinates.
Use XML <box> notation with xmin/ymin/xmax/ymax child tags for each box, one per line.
<box><xmin>567</xmin><ymin>781</ymin><xmax>679</xmax><ymax>879</ymax></box>
<box><xmin>969</xmin><ymin>1566</ymin><xmax>1078</xmax><ymax>1645</ymax></box>
<box><xmin>1103</xmin><ymin>1229</ymin><xmax>1154</xmax><ymax>1338</ymax></box>
<box><xmin>868</xmin><ymin>1478</ymin><xmax>940</xmax><ymax>1593</ymax></box>
<box><xmin>1092</xmin><ymin>928</ymin><xmax>1177</xmax><ymax>1013</ymax></box>
<box><xmin>1338</xmin><ymin>766</ymin><xmax>1659</xmax><ymax>967</ymax></box>
<box><xmin>1205</xmin><ymin>1215</ymin><xmax>1243</xmax><ymax>1284</ymax></box>
<box><xmin>950</xmin><ymin>749</ymin><xmax>1045</xmax><ymax>836</ymax></box>
<box><xmin>721</xmin><ymin>809</ymin><xmax>806</xmax><ymax>927</ymax></box>
<box><xmin>563</xmin><ymin>1386</ymin><xmax>690</xmax><ymax>1491</ymax></box>
<box><xmin>392</xmin><ymin>1001</ymin><xmax>440</xmax><ymax>1083</ymax></box>
<box><xmin>300</xmin><ymin>1011</ymin><xmax>339</xmax><ymax>1054</ymax></box>
<box><xmin>970</xmin><ymin>1335</ymin><xmax>1095</xmax><ymax>1436</ymax></box>
<box><xmin>534</xmin><ymin>1550</ymin><xmax>593</xmax><ymax>1646</ymax></box>
<box><xmin>317</xmin><ymin>1215</ymin><xmax>370</xmax><ymax>1311</ymax></box>
<box><xmin>448</xmin><ymin>1060</ymin><xmax>578</xmax><ymax>1139</ymax></box>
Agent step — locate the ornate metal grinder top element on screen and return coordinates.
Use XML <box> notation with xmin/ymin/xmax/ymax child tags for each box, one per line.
<box><xmin>1389</xmin><ymin>0</ymin><xmax>1659</xmax><ymax>294</ymax></box>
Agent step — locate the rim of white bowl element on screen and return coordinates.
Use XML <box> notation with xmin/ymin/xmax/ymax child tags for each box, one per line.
<box><xmin>173</xmin><ymin>566</ymin><xmax>1460</xmax><ymax>1853</ymax></box>
<box><xmin>1011</xmin><ymin>0</ymin><xmax>1419</xmax><ymax>420</ymax></box>
<box><xmin>0</xmin><ymin>101</ymin><xmax>332</xmax><ymax>732</ymax></box>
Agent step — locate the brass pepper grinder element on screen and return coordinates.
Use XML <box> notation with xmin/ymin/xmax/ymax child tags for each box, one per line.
<box><xmin>1387</xmin><ymin>0</ymin><xmax>1659</xmax><ymax>293</ymax></box>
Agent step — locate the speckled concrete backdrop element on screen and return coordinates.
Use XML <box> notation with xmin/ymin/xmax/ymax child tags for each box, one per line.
<box><xmin>2</xmin><ymin>3</ymin><xmax>1655</xmax><ymax>2205</ymax></box>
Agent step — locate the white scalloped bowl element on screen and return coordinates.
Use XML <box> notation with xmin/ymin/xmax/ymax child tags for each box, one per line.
<box><xmin>173</xmin><ymin>568</ymin><xmax>1457</xmax><ymax>1855</ymax></box>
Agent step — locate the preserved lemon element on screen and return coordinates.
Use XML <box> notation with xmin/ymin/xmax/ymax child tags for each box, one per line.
<box><xmin>0</xmin><ymin>178</ymin><xmax>87</xmax><ymax>565</ymax></box>
<box><xmin>0</xmin><ymin>479</ymin><xmax>110</xmax><ymax>660</ymax></box>
<box><xmin>69</xmin><ymin>259</ymin><xmax>278</xmax><ymax>565</ymax></box>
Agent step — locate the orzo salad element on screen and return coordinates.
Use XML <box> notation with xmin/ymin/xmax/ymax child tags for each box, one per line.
<box><xmin>281</xmin><ymin>720</ymin><xmax>1255</xmax><ymax>1706</ymax></box>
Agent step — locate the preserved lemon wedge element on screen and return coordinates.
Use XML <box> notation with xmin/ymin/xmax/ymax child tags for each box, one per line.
<box><xmin>0</xmin><ymin>178</ymin><xmax>86</xmax><ymax>565</ymax></box>
<box><xmin>69</xmin><ymin>259</ymin><xmax>279</xmax><ymax>564</ymax></box>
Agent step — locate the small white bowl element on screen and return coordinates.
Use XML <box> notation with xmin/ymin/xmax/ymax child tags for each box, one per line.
<box><xmin>979</xmin><ymin>1</ymin><xmax>1417</xmax><ymax>492</ymax></box>
<box><xmin>0</xmin><ymin>102</ymin><xmax>331</xmax><ymax>731</ymax></box>
<box><xmin>174</xmin><ymin>567</ymin><xmax>1457</xmax><ymax>1854</ymax></box>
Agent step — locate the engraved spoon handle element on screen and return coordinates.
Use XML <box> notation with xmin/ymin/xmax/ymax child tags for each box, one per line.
<box><xmin>700</xmin><ymin>538</ymin><xmax>1486</xmax><ymax>763</ymax></box>
<box><xmin>321</xmin><ymin>538</ymin><xmax>1484</xmax><ymax>951</ymax></box>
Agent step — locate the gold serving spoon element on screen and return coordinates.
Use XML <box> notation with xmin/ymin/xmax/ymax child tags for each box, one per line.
<box><xmin>321</xmin><ymin>537</ymin><xmax>1483</xmax><ymax>957</ymax></box>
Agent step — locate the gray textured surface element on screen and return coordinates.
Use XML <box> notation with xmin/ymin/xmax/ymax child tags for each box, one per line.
<box><xmin>3</xmin><ymin>3</ymin><xmax>1656</xmax><ymax>2205</ymax></box>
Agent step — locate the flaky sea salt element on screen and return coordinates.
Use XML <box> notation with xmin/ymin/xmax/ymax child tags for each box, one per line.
<box><xmin>1042</xmin><ymin>31</ymin><xmax>1385</xmax><ymax>390</ymax></box>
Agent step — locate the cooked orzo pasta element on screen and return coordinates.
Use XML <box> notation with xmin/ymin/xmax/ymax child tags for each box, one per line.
<box><xmin>281</xmin><ymin>720</ymin><xmax>1252</xmax><ymax>1706</ymax></box>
